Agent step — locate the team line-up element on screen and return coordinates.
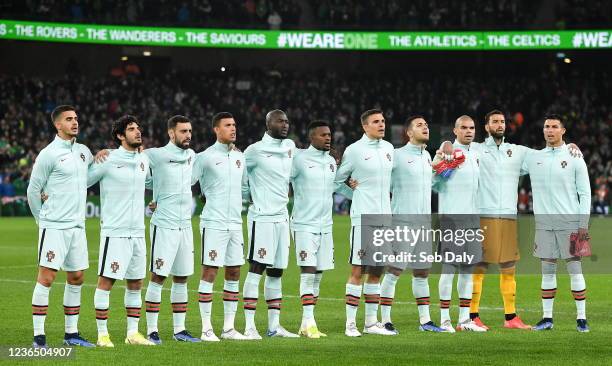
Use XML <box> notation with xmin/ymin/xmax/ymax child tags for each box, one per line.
<box><xmin>26</xmin><ymin>106</ymin><xmax>592</xmax><ymax>348</ymax></box>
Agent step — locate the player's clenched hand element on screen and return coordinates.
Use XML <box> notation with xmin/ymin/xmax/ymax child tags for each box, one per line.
<box><xmin>148</xmin><ymin>201</ymin><xmax>157</xmax><ymax>212</ymax></box>
<box><xmin>94</xmin><ymin>149</ymin><xmax>110</xmax><ymax>163</ymax></box>
<box><xmin>348</xmin><ymin>178</ymin><xmax>358</xmax><ymax>190</ymax></box>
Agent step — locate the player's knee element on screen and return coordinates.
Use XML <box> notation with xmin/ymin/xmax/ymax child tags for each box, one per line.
<box><xmin>172</xmin><ymin>275</ymin><xmax>188</xmax><ymax>284</ymax></box>
<box><xmin>224</xmin><ymin>266</ymin><xmax>241</xmax><ymax>280</ymax></box>
<box><xmin>248</xmin><ymin>261</ymin><xmax>266</xmax><ymax>274</ymax></box>
<box><xmin>126</xmin><ymin>279</ymin><xmax>143</xmax><ymax>290</ymax></box>
<box><xmin>150</xmin><ymin>272</ymin><xmax>165</xmax><ymax>284</ymax></box>
<box><xmin>97</xmin><ymin>276</ymin><xmax>115</xmax><ymax>290</ymax></box>
<box><xmin>413</xmin><ymin>269</ymin><xmax>429</xmax><ymax>278</ymax></box>
<box><xmin>387</xmin><ymin>266</ymin><xmax>403</xmax><ymax>276</ymax></box>
<box><xmin>300</xmin><ymin>266</ymin><xmax>317</xmax><ymax>274</ymax></box>
<box><xmin>202</xmin><ymin>266</ymin><xmax>218</xmax><ymax>282</ymax></box>
<box><xmin>499</xmin><ymin>261</ymin><xmax>515</xmax><ymax>269</ymax></box>
<box><xmin>266</xmin><ymin>268</ymin><xmax>283</xmax><ymax>278</ymax></box>
<box><xmin>66</xmin><ymin>271</ymin><xmax>84</xmax><ymax>285</ymax></box>
<box><xmin>37</xmin><ymin>267</ymin><xmax>57</xmax><ymax>287</ymax></box>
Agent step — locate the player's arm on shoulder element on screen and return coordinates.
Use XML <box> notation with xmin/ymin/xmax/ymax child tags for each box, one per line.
<box><xmin>244</xmin><ymin>144</ymin><xmax>257</xmax><ymax>170</ymax></box>
<box><xmin>191</xmin><ymin>152</ymin><xmax>204</xmax><ymax>186</ymax></box>
<box><xmin>87</xmin><ymin>154</ymin><xmax>109</xmax><ymax>187</ymax></box>
<box><xmin>26</xmin><ymin>151</ymin><xmax>53</xmax><ymax>222</ymax></box>
<box><xmin>334</xmin><ymin>147</ymin><xmax>355</xmax><ymax>199</ymax></box>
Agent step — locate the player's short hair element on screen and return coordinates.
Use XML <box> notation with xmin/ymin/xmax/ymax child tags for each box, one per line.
<box><xmin>360</xmin><ymin>109</ymin><xmax>383</xmax><ymax>125</ymax></box>
<box><xmin>484</xmin><ymin>109</ymin><xmax>505</xmax><ymax>124</ymax></box>
<box><xmin>112</xmin><ymin>115</ymin><xmax>141</xmax><ymax>146</ymax></box>
<box><xmin>212</xmin><ymin>112</ymin><xmax>234</xmax><ymax>129</ymax></box>
<box><xmin>544</xmin><ymin>114</ymin><xmax>564</xmax><ymax>127</ymax></box>
<box><xmin>51</xmin><ymin>105</ymin><xmax>76</xmax><ymax>123</ymax></box>
<box><xmin>167</xmin><ymin>115</ymin><xmax>191</xmax><ymax>130</ymax></box>
<box><xmin>307</xmin><ymin>120</ymin><xmax>331</xmax><ymax>135</ymax></box>
<box><xmin>403</xmin><ymin>115</ymin><xmax>425</xmax><ymax>143</ymax></box>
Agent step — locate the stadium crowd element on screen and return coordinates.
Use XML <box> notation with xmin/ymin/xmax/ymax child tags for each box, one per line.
<box><xmin>0</xmin><ymin>66</ymin><xmax>610</xmax><ymax>215</ymax></box>
<box><xmin>2</xmin><ymin>0</ymin><xmax>610</xmax><ymax>30</ymax></box>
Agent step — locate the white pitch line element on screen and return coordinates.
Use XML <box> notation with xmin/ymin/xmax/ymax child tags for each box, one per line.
<box><xmin>0</xmin><ymin>278</ymin><xmax>568</xmax><ymax>314</ymax></box>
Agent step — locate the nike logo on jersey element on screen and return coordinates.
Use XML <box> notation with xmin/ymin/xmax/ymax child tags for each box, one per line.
<box><xmin>215</xmin><ymin>161</ymin><xmax>223</xmax><ymax>165</ymax></box>
<box><xmin>537</xmin><ymin>162</ymin><xmax>542</xmax><ymax>165</ymax></box>
<box><xmin>308</xmin><ymin>165</ymin><xmax>315</xmax><ymax>168</ymax></box>
<box><xmin>406</xmin><ymin>160</ymin><xmax>414</xmax><ymax>163</ymax></box>
<box><xmin>265</xmin><ymin>154</ymin><xmax>272</xmax><ymax>158</ymax></box>
<box><xmin>364</xmin><ymin>156</ymin><xmax>372</xmax><ymax>160</ymax></box>
<box><xmin>60</xmin><ymin>158</ymin><xmax>68</xmax><ymax>162</ymax></box>
<box><xmin>116</xmin><ymin>165</ymin><xmax>124</xmax><ymax>169</ymax></box>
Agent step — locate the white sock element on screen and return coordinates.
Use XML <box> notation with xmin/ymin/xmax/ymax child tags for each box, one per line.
<box><xmin>345</xmin><ymin>283</ymin><xmax>362</xmax><ymax>324</ymax></box>
<box><xmin>145</xmin><ymin>281</ymin><xmax>163</xmax><ymax>334</ymax></box>
<box><xmin>412</xmin><ymin>276</ymin><xmax>431</xmax><ymax>324</ymax></box>
<box><xmin>94</xmin><ymin>288</ymin><xmax>110</xmax><ymax>336</ymax></box>
<box><xmin>300</xmin><ymin>273</ymin><xmax>316</xmax><ymax>324</ymax></box>
<box><xmin>264</xmin><ymin>276</ymin><xmax>282</xmax><ymax>331</ymax></box>
<box><xmin>541</xmin><ymin>262</ymin><xmax>557</xmax><ymax>319</ymax></box>
<box><xmin>568</xmin><ymin>261</ymin><xmax>586</xmax><ymax>319</ymax></box>
<box><xmin>198</xmin><ymin>280</ymin><xmax>214</xmax><ymax>331</ymax></box>
<box><xmin>439</xmin><ymin>270</ymin><xmax>455</xmax><ymax>322</ymax></box>
<box><xmin>457</xmin><ymin>271</ymin><xmax>473</xmax><ymax>323</ymax></box>
<box><xmin>63</xmin><ymin>283</ymin><xmax>82</xmax><ymax>334</ymax></box>
<box><xmin>313</xmin><ymin>272</ymin><xmax>323</xmax><ymax>311</ymax></box>
<box><xmin>223</xmin><ymin>280</ymin><xmax>239</xmax><ymax>332</ymax></box>
<box><xmin>243</xmin><ymin>272</ymin><xmax>261</xmax><ymax>330</ymax></box>
<box><xmin>363</xmin><ymin>282</ymin><xmax>380</xmax><ymax>326</ymax></box>
<box><xmin>380</xmin><ymin>273</ymin><xmax>399</xmax><ymax>324</ymax></box>
<box><xmin>171</xmin><ymin>282</ymin><xmax>188</xmax><ymax>334</ymax></box>
<box><xmin>32</xmin><ymin>282</ymin><xmax>50</xmax><ymax>336</ymax></box>
<box><xmin>125</xmin><ymin>289</ymin><xmax>142</xmax><ymax>336</ymax></box>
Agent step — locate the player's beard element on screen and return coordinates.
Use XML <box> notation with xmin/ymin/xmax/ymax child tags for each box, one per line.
<box><xmin>490</xmin><ymin>130</ymin><xmax>504</xmax><ymax>139</ymax></box>
<box><xmin>128</xmin><ymin>141</ymin><xmax>142</xmax><ymax>149</ymax></box>
<box><xmin>175</xmin><ymin>138</ymin><xmax>190</xmax><ymax>149</ymax></box>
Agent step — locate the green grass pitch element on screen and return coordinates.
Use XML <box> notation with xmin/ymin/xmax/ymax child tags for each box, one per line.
<box><xmin>1</xmin><ymin>216</ymin><xmax>611</xmax><ymax>365</ymax></box>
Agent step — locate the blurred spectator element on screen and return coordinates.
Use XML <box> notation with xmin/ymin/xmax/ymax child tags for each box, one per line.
<box><xmin>3</xmin><ymin>0</ymin><xmax>609</xmax><ymax>30</ymax></box>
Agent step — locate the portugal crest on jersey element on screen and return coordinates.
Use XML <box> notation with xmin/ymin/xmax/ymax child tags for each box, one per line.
<box><xmin>507</xmin><ymin>149</ymin><xmax>513</xmax><ymax>157</ymax></box>
<box><xmin>330</xmin><ymin>164</ymin><xmax>335</xmax><ymax>172</ymax></box>
<box><xmin>140</xmin><ymin>162</ymin><xmax>145</xmax><ymax>171</ymax></box>
<box><xmin>288</xmin><ymin>150</ymin><xmax>292</xmax><ymax>158</ymax></box>
<box><xmin>155</xmin><ymin>258</ymin><xmax>164</xmax><ymax>269</ymax></box>
<box><xmin>46</xmin><ymin>250</ymin><xmax>55</xmax><ymax>262</ymax></box>
<box><xmin>299</xmin><ymin>250</ymin><xmax>308</xmax><ymax>261</ymax></box>
<box><xmin>386</xmin><ymin>153</ymin><xmax>391</xmax><ymax>161</ymax></box>
<box><xmin>561</xmin><ymin>160</ymin><xmax>567</xmax><ymax>168</ymax></box>
<box><xmin>236</xmin><ymin>160</ymin><xmax>241</xmax><ymax>168</ymax></box>
<box><xmin>80</xmin><ymin>153</ymin><xmax>85</xmax><ymax>162</ymax></box>
<box><xmin>208</xmin><ymin>250</ymin><xmax>217</xmax><ymax>262</ymax></box>
<box><xmin>188</xmin><ymin>156</ymin><xmax>192</xmax><ymax>165</ymax></box>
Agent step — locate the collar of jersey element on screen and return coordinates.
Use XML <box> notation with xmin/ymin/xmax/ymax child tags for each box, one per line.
<box><xmin>453</xmin><ymin>139</ymin><xmax>472</xmax><ymax>151</ymax></box>
<box><xmin>405</xmin><ymin>142</ymin><xmax>427</xmax><ymax>153</ymax></box>
<box><xmin>307</xmin><ymin>144</ymin><xmax>329</xmax><ymax>155</ymax></box>
<box><xmin>360</xmin><ymin>134</ymin><xmax>382</xmax><ymax>145</ymax></box>
<box><xmin>54</xmin><ymin>135</ymin><xmax>76</xmax><ymax>149</ymax></box>
<box><xmin>117</xmin><ymin>145</ymin><xmax>138</xmax><ymax>158</ymax></box>
<box><xmin>262</xmin><ymin>132</ymin><xmax>285</xmax><ymax>145</ymax></box>
<box><xmin>212</xmin><ymin>141</ymin><xmax>233</xmax><ymax>153</ymax></box>
<box><xmin>544</xmin><ymin>143</ymin><xmax>566</xmax><ymax>152</ymax></box>
<box><xmin>485</xmin><ymin>135</ymin><xmax>506</xmax><ymax>147</ymax></box>
<box><xmin>165</xmin><ymin>141</ymin><xmax>188</xmax><ymax>155</ymax></box>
